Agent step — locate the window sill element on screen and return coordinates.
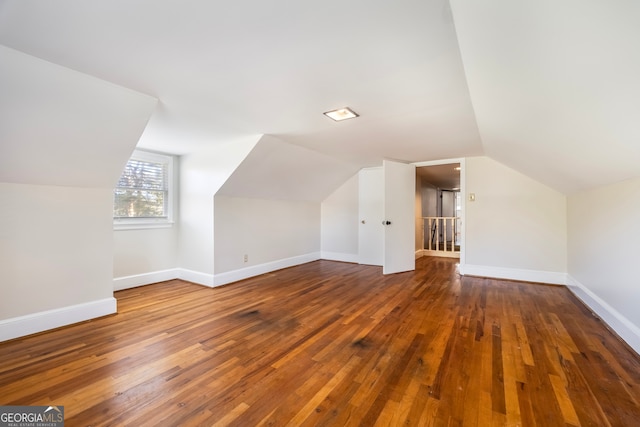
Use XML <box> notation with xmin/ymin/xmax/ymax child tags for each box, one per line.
<box><xmin>114</xmin><ymin>221</ymin><xmax>174</xmax><ymax>231</ymax></box>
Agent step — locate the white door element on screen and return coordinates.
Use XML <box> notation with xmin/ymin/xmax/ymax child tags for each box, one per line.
<box><xmin>358</xmin><ymin>168</ymin><xmax>384</xmax><ymax>266</ymax></box>
<box><xmin>383</xmin><ymin>160</ymin><xmax>416</xmax><ymax>274</ymax></box>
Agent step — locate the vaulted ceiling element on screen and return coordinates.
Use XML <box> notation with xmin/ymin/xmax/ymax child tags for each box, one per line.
<box><xmin>1</xmin><ymin>0</ymin><xmax>638</xmax><ymax>194</ymax></box>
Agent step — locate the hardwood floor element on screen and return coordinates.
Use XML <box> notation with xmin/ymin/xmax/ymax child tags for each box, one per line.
<box><xmin>1</xmin><ymin>257</ymin><xmax>640</xmax><ymax>426</ymax></box>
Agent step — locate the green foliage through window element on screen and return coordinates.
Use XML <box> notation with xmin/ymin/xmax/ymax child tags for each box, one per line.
<box><xmin>114</xmin><ymin>153</ymin><xmax>170</xmax><ymax>219</ymax></box>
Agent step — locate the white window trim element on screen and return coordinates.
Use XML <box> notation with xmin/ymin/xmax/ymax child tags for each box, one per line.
<box><xmin>114</xmin><ymin>149</ymin><xmax>175</xmax><ymax>230</ymax></box>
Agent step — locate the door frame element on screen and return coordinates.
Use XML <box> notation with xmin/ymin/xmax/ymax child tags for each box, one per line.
<box><xmin>413</xmin><ymin>158</ymin><xmax>466</xmax><ymax>272</ymax></box>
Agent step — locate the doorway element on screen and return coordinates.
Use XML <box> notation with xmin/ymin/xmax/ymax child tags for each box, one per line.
<box><xmin>415</xmin><ymin>161</ymin><xmax>463</xmax><ymax>260</ymax></box>
<box><xmin>356</xmin><ymin>159</ymin><xmax>463</xmax><ymax>273</ymax></box>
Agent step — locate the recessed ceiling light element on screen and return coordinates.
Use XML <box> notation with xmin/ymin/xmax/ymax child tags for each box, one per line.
<box><xmin>323</xmin><ymin>107</ymin><xmax>359</xmax><ymax>121</ymax></box>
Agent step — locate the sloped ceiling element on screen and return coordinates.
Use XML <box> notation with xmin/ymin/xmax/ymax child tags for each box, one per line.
<box><xmin>450</xmin><ymin>0</ymin><xmax>640</xmax><ymax>193</ymax></box>
<box><xmin>0</xmin><ymin>45</ymin><xmax>157</xmax><ymax>188</ymax></box>
<box><xmin>1</xmin><ymin>1</ymin><xmax>638</xmax><ymax>194</ymax></box>
<box><xmin>0</xmin><ymin>1</ymin><xmax>481</xmax><ymax>173</ymax></box>
<box><xmin>217</xmin><ymin>135</ymin><xmax>359</xmax><ymax>202</ymax></box>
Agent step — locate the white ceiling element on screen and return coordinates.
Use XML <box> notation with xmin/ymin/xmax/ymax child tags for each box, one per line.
<box><xmin>450</xmin><ymin>0</ymin><xmax>640</xmax><ymax>193</ymax></box>
<box><xmin>417</xmin><ymin>164</ymin><xmax>460</xmax><ymax>190</ymax></box>
<box><xmin>1</xmin><ymin>1</ymin><xmax>638</xmax><ymax>194</ymax></box>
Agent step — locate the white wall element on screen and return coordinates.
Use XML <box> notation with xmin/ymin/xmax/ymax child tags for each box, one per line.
<box><xmin>567</xmin><ymin>176</ymin><xmax>640</xmax><ymax>351</ymax></box>
<box><xmin>0</xmin><ymin>47</ymin><xmax>154</xmax><ymax>341</ymax></box>
<box><xmin>178</xmin><ymin>139</ymin><xmax>258</xmax><ymax>284</ymax></box>
<box><xmin>212</xmin><ymin>135</ymin><xmax>360</xmax><ymax>284</ymax></box>
<box><xmin>114</xmin><ymin>135</ymin><xmax>354</xmax><ymax>289</ymax></box>
<box><xmin>464</xmin><ymin>156</ymin><xmax>567</xmax><ymax>283</ymax></box>
<box><xmin>321</xmin><ymin>173</ymin><xmax>359</xmax><ymax>262</ymax></box>
<box><xmin>113</xmin><ymin>228</ymin><xmax>178</xmax><ymax>277</ymax></box>
<box><xmin>213</xmin><ymin>195</ymin><xmax>321</xmax><ymax>284</ymax></box>
<box><xmin>113</xmin><ymin>155</ymin><xmax>180</xmax><ymax>287</ymax></box>
<box><xmin>0</xmin><ymin>183</ymin><xmax>116</xmax><ymax>340</ymax></box>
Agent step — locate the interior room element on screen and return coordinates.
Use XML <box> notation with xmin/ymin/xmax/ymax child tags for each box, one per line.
<box><xmin>1</xmin><ymin>1</ymin><xmax>640</xmax><ymax>425</ymax></box>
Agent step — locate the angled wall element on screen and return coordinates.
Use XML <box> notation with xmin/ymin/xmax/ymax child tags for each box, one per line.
<box><xmin>112</xmin><ymin>156</ymin><xmax>180</xmax><ymax>290</ymax></box>
<box><xmin>114</xmin><ymin>134</ymin><xmax>355</xmax><ymax>289</ymax></box>
<box><xmin>217</xmin><ymin>135</ymin><xmax>359</xmax><ymax>202</ymax></box>
<box><xmin>178</xmin><ymin>137</ymin><xmax>260</xmax><ymax>286</ymax></box>
<box><xmin>567</xmin><ymin>177</ymin><xmax>640</xmax><ymax>352</ymax></box>
<box><xmin>0</xmin><ymin>46</ymin><xmax>157</xmax><ymax>341</ymax></box>
<box><xmin>320</xmin><ymin>173</ymin><xmax>359</xmax><ymax>262</ymax></box>
<box><xmin>213</xmin><ymin>135</ymin><xmax>359</xmax><ymax>285</ymax></box>
<box><xmin>0</xmin><ymin>45</ymin><xmax>157</xmax><ymax>187</ymax></box>
<box><xmin>463</xmin><ymin>156</ymin><xmax>567</xmax><ymax>283</ymax></box>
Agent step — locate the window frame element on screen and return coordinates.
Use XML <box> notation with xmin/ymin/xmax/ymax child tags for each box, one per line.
<box><xmin>113</xmin><ymin>149</ymin><xmax>175</xmax><ymax>230</ymax></box>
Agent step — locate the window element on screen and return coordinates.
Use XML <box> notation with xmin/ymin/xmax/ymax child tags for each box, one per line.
<box><xmin>113</xmin><ymin>149</ymin><xmax>174</xmax><ymax>229</ymax></box>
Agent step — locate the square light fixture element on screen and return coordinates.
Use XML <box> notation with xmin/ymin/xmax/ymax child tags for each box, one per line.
<box><xmin>323</xmin><ymin>107</ymin><xmax>359</xmax><ymax>121</ymax></box>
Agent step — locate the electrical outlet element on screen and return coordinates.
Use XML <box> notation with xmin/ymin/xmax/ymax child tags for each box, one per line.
<box><xmin>244</xmin><ymin>254</ymin><xmax>248</xmax><ymax>263</ymax></box>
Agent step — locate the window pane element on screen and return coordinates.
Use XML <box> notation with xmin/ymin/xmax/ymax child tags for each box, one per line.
<box><xmin>117</xmin><ymin>159</ymin><xmax>167</xmax><ymax>191</ymax></box>
<box><xmin>114</xmin><ymin>150</ymin><xmax>173</xmax><ymax>222</ymax></box>
<box><xmin>114</xmin><ymin>189</ymin><xmax>167</xmax><ymax>218</ymax></box>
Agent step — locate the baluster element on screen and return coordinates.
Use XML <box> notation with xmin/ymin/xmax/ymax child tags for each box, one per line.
<box><xmin>444</xmin><ymin>218</ymin><xmax>448</xmax><ymax>251</ymax></box>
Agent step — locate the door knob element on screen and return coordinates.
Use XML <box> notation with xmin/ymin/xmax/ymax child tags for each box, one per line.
<box><xmin>382</xmin><ymin>220</ymin><xmax>391</xmax><ymax>225</ymax></box>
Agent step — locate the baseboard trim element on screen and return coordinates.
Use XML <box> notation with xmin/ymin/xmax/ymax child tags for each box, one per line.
<box><xmin>321</xmin><ymin>251</ymin><xmax>359</xmax><ymax>264</ymax></box>
<box><xmin>0</xmin><ymin>297</ymin><xmax>117</xmax><ymax>342</ymax></box>
<box><xmin>213</xmin><ymin>252</ymin><xmax>321</xmax><ymax>287</ymax></box>
<box><xmin>461</xmin><ymin>264</ymin><xmax>566</xmax><ymax>285</ymax></box>
<box><xmin>566</xmin><ymin>275</ymin><xmax>640</xmax><ymax>355</ymax></box>
<box><xmin>178</xmin><ymin>268</ymin><xmax>215</xmax><ymax>288</ymax></box>
<box><xmin>113</xmin><ymin>269</ymin><xmax>180</xmax><ymax>291</ymax></box>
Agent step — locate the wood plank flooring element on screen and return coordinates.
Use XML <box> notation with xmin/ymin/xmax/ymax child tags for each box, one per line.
<box><xmin>1</xmin><ymin>257</ymin><xmax>640</xmax><ymax>426</ymax></box>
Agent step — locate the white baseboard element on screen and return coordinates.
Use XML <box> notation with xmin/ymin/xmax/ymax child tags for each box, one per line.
<box><xmin>178</xmin><ymin>268</ymin><xmax>215</xmax><ymax>288</ymax></box>
<box><xmin>566</xmin><ymin>275</ymin><xmax>640</xmax><ymax>355</ymax></box>
<box><xmin>321</xmin><ymin>251</ymin><xmax>359</xmax><ymax>263</ymax></box>
<box><xmin>461</xmin><ymin>264</ymin><xmax>566</xmax><ymax>285</ymax></box>
<box><xmin>113</xmin><ymin>254</ymin><xmax>322</xmax><ymax>290</ymax></box>
<box><xmin>113</xmin><ymin>269</ymin><xmax>180</xmax><ymax>291</ymax></box>
<box><xmin>0</xmin><ymin>297</ymin><xmax>117</xmax><ymax>343</ymax></box>
<box><xmin>213</xmin><ymin>252</ymin><xmax>321</xmax><ymax>287</ymax></box>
